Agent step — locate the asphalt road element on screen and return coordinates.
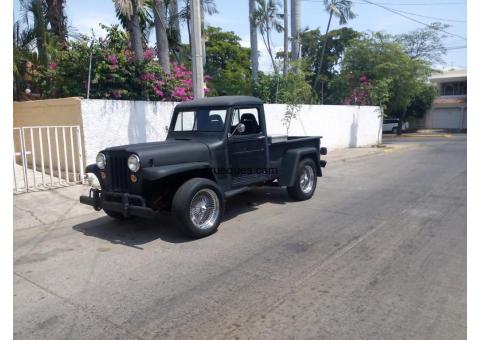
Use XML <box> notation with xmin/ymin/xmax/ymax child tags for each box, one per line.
<box><xmin>13</xmin><ymin>136</ymin><xmax>467</xmax><ymax>339</ymax></box>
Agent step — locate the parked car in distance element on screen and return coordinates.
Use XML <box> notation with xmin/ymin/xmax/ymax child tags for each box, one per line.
<box><xmin>80</xmin><ymin>96</ymin><xmax>327</xmax><ymax>238</ymax></box>
<box><xmin>383</xmin><ymin>118</ymin><xmax>408</xmax><ymax>133</ymax></box>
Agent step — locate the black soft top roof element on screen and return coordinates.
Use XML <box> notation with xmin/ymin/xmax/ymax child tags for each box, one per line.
<box><xmin>175</xmin><ymin>96</ymin><xmax>263</xmax><ymax>110</ymax></box>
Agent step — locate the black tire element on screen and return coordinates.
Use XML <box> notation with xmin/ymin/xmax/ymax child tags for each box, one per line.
<box><xmin>172</xmin><ymin>178</ymin><xmax>224</xmax><ymax>238</ymax></box>
<box><xmin>392</xmin><ymin>127</ymin><xmax>398</xmax><ymax>134</ymax></box>
<box><xmin>287</xmin><ymin>158</ymin><xmax>317</xmax><ymax>201</ymax></box>
<box><xmin>104</xmin><ymin>209</ymin><xmax>131</xmax><ymax>220</ymax></box>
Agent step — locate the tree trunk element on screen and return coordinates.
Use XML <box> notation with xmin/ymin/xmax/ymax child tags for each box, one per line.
<box><xmin>283</xmin><ymin>0</ymin><xmax>289</xmax><ymax>76</ymax></box>
<box><xmin>153</xmin><ymin>0</ymin><xmax>170</xmax><ymax>74</ymax></box>
<box><xmin>249</xmin><ymin>0</ymin><xmax>259</xmax><ymax>81</ymax></box>
<box><xmin>32</xmin><ymin>0</ymin><xmax>48</xmax><ymax>66</ymax></box>
<box><xmin>264</xmin><ymin>28</ymin><xmax>278</xmax><ymax>74</ymax></box>
<box><xmin>46</xmin><ymin>0</ymin><xmax>67</xmax><ymax>44</ymax></box>
<box><xmin>169</xmin><ymin>0</ymin><xmax>181</xmax><ymax>44</ymax></box>
<box><xmin>187</xmin><ymin>19</ymin><xmax>192</xmax><ymax>49</ymax></box>
<box><xmin>290</xmin><ymin>0</ymin><xmax>300</xmax><ymax>60</ymax></box>
<box><xmin>313</xmin><ymin>10</ymin><xmax>333</xmax><ymax>103</ymax></box>
<box><xmin>130</xmin><ymin>0</ymin><xmax>145</xmax><ymax>62</ymax></box>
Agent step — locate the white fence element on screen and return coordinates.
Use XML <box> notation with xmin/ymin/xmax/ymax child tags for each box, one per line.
<box><xmin>13</xmin><ymin>126</ymin><xmax>84</xmax><ymax>194</ymax></box>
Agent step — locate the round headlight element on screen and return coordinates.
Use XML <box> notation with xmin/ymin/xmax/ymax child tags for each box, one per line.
<box><xmin>96</xmin><ymin>153</ymin><xmax>106</xmax><ymax>170</ymax></box>
<box><xmin>128</xmin><ymin>154</ymin><xmax>140</xmax><ymax>172</ymax></box>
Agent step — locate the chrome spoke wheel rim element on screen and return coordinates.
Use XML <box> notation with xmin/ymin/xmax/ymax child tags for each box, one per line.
<box><xmin>299</xmin><ymin>165</ymin><xmax>315</xmax><ymax>194</ymax></box>
<box><xmin>189</xmin><ymin>188</ymin><xmax>220</xmax><ymax>230</ymax></box>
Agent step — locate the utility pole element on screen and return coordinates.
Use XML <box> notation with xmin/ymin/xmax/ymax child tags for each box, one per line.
<box><xmin>283</xmin><ymin>0</ymin><xmax>289</xmax><ymax>76</ymax></box>
<box><xmin>191</xmin><ymin>0</ymin><xmax>204</xmax><ymax>99</ymax></box>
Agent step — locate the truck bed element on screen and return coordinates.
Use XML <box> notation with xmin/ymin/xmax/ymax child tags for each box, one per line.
<box><xmin>267</xmin><ymin>136</ymin><xmax>322</xmax><ymax>176</ymax></box>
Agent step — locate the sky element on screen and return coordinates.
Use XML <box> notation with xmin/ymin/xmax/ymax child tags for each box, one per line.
<box><xmin>14</xmin><ymin>0</ymin><xmax>467</xmax><ymax>72</ymax></box>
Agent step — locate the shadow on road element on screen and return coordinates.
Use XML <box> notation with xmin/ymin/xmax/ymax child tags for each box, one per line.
<box><xmin>72</xmin><ymin>187</ymin><xmax>291</xmax><ymax>248</ymax></box>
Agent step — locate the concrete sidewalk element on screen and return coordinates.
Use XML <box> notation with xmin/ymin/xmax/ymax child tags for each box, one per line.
<box><xmin>13</xmin><ymin>143</ymin><xmax>417</xmax><ymax>232</ymax></box>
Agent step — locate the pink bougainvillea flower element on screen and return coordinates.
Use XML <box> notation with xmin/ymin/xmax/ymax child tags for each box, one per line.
<box><xmin>204</xmin><ymin>87</ymin><xmax>210</xmax><ymax>94</ymax></box>
<box><xmin>181</xmin><ymin>78</ymin><xmax>193</xmax><ymax>86</ymax></box>
<box><xmin>49</xmin><ymin>62</ymin><xmax>57</xmax><ymax>70</ymax></box>
<box><xmin>107</xmin><ymin>54</ymin><xmax>118</xmax><ymax>65</ymax></box>
<box><xmin>154</xmin><ymin>87</ymin><xmax>164</xmax><ymax>97</ymax></box>
<box><xmin>172</xmin><ymin>86</ymin><xmax>187</xmax><ymax>98</ymax></box>
<box><xmin>140</xmin><ymin>73</ymin><xmax>156</xmax><ymax>82</ymax></box>
<box><xmin>144</xmin><ymin>48</ymin><xmax>156</xmax><ymax>61</ymax></box>
<box><xmin>359</xmin><ymin>74</ymin><xmax>368</xmax><ymax>82</ymax></box>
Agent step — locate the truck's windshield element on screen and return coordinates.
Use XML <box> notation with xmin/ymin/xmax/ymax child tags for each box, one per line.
<box><xmin>173</xmin><ymin>109</ymin><xmax>227</xmax><ymax>132</ymax></box>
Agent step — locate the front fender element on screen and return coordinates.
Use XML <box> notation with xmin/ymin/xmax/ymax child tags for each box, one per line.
<box><xmin>142</xmin><ymin>162</ymin><xmax>211</xmax><ymax>181</ymax></box>
<box><xmin>279</xmin><ymin>147</ymin><xmax>321</xmax><ymax>187</ymax></box>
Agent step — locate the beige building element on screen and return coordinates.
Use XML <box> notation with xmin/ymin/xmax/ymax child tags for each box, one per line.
<box><xmin>425</xmin><ymin>69</ymin><xmax>467</xmax><ymax>130</ymax></box>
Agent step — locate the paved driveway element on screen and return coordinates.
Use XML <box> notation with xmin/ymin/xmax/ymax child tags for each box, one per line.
<box><xmin>13</xmin><ymin>136</ymin><xmax>466</xmax><ymax>339</ymax></box>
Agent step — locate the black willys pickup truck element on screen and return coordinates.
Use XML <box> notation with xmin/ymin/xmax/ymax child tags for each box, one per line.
<box><xmin>80</xmin><ymin>96</ymin><xmax>327</xmax><ymax>238</ymax></box>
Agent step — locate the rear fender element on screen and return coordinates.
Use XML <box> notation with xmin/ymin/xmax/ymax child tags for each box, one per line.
<box><xmin>279</xmin><ymin>147</ymin><xmax>321</xmax><ymax>187</ymax></box>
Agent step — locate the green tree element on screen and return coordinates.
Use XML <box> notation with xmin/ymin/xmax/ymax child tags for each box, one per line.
<box><xmin>394</xmin><ymin>22</ymin><xmax>450</xmax><ymax>64</ymax></box>
<box><xmin>204</xmin><ymin>27</ymin><xmax>252</xmax><ymax>95</ymax></box>
<box><xmin>339</xmin><ymin>32</ymin><xmax>432</xmax><ymax>118</ymax></box>
<box><xmin>300</xmin><ymin>27</ymin><xmax>360</xmax><ymax>103</ymax></box>
<box><xmin>19</xmin><ymin>0</ymin><xmax>49</xmax><ymax>66</ymax></box>
<box><xmin>253</xmin><ymin>61</ymin><xmax>312</xmax><ymax>104</ymax></box>
<box><xmin>405</xmin><ymin>82</ymin><xmax>437</xmax><ymax>118</ymax></box>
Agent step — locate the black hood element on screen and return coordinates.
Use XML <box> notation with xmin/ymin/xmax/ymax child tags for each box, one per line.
<box><xmin>105</xmin><ymin>140</ymin><xmax>210</xmax><ymax>167</ymax></box>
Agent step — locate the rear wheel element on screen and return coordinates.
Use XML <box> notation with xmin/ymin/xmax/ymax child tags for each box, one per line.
<box><xmin>392</xmin><ymin>127</ymin><xmax>398</xmax><ymax>134</ymax></box>
<box><xmin>287</xmin><ymin>158</ymin><xmax>317</xmax><ymax>201</ymax></box>
<box><xmin>172</xmin><ymin>178</ymin><xmax>224</xmax><ymax>238</ymax></box>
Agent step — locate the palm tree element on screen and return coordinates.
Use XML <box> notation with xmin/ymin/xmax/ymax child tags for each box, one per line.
<box><xmin>151</xmin><ymin>0</ymin><xmax>170</xmax><ymax>74</ymax></box>
<box><xmin>290</xmin><ymin>0</ymin><xmax>300</xmax><ymax>61</ymax></box>
<box><xmin>113</xmin><ymin>0</ymin><xmax>146</xmax><ymax>61</ymax></box>
<box><xmin>313</xmin><ymin>0</ymin><xmax>355</xmax><ymax>102</ymax></box>
<box><xmin>19</xmin><ymin>0</ymin><xmax>49</xmax><ymax>66</ymax></box>
<box><xmin>249</xmin><ymin>0</ymin><xmax>259</xmax><ymax>81</ymax></box>
<box><xmin>253</xmin><ymin>0</ymin><xmax>284</xmax><ymax>74</ymax></box>
<box><xmin>283</xmin><ymin>0</ymin><xmax>288</xmax><ymax>76</ymax></box>
<box><xmin>45</xmin><ymin>0</ymin><xmax>67</xmax><ymax>43</ymax></box>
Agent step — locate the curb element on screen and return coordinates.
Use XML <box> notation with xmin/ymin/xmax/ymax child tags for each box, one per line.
<box><xmin>387</xmin><ymin>134</ymin><xmax>452</xmax><ymax>138</ymax></box>
<box><xmin>327</xmin><ymin>144</ymin><xmax>418</xmax><ymax>164</ymax></box>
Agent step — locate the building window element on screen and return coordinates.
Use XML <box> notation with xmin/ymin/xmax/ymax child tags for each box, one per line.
<box><xmin>441</xmin><ymin>81</ymin><xmax>467</xmax><ymax>96</ymax></box>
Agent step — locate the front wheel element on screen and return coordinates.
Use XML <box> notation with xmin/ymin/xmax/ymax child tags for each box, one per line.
<box><xmin>287</xmin><ymin>158</ymin><xmax>317</xmax><ymax>201</ymax></box>
<box><xmin>172</xmin><ymin>178</ymin><xmax>224</xmax><ymax>238</ymax></box>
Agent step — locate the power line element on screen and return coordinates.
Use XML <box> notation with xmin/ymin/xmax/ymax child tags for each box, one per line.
<box><xmin>359</xmin><ymin>0</ymin><xmax>467</xmax><ymax>40</ymax></box>
<box><xmin>301</xmin><ymin>0</ymin><xmax>466</xmax><ymax>4</ymax></box>
<box><xmin>354</xmin><ymin>1</ymin><xmax>465</xmax><ymax>5</ymax></box>
<box><xmin>388</xmin><ymin>8</ymin><xmax>466</xmax><ymax>22</ymax></box>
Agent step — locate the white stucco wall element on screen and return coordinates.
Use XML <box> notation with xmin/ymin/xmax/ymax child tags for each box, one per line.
<box><xmin>81</xmin><ymin>99</ymin><xmax>382</xmax><ymax>164</ymax></box>
<box><xmin>263</xmin><ymin>104</ymin><xmax>382</xmax><ymax>150</ymax></box>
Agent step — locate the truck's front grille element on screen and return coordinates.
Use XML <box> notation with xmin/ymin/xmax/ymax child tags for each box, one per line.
<box><xmin>107</xmin><ymin>153</ymin><xmax>129</xmax><ymax>192</ymax></box>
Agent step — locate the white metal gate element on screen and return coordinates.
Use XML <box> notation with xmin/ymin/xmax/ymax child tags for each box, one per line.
<box><xmin>13</xmin><ymin>126</ymin><xmax>84</xmax><ymax>194</ymax></box>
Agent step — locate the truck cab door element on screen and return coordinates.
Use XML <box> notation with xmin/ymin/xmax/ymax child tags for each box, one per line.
<box><xmin>228</xmin><ymin>107</ymin><xmax>268</xmax><ymax>187</ymax></box>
